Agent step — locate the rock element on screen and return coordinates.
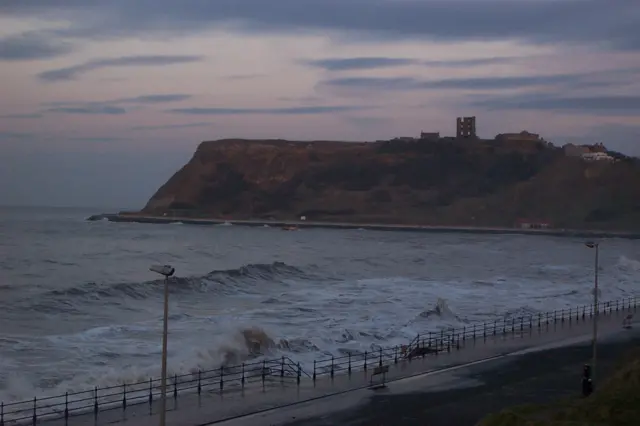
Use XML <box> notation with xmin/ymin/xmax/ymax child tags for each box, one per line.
<box><xmin>137</xmin><ymin>138</ymin><xmax>640</xmax><ymax>230</ymax></box>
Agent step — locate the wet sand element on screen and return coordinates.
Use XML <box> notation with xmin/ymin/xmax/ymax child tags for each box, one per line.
<box><xmin>282</xmin><ymin>332</ymin><xmax>640</xmax><ymax>426</ymax></box>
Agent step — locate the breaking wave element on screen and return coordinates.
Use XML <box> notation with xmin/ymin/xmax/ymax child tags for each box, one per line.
<box><xmin>10</xmin><ymin>262</ymin><xmax>312</xmax><ymax>313</ymax></box>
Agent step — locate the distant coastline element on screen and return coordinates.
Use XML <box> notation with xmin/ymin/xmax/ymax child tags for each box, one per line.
<box><xmin>87</xmin><ymin>213</ymin><xmax>640</xmax><ymax>239</ymax></box>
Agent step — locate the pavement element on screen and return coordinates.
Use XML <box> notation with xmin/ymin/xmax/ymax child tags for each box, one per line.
<box><xmin>274</xmin><ymin>329</ymin><xmax>640</xmax><ymax>426</ymax></box>
<box><xmin>26</xmin><ymin>304</ymin><xmax>636</xmax><ymax>426</ymax></box>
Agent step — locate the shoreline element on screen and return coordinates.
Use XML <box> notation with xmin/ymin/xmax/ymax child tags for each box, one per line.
<box><xmin>88</xmin><ymin>213</ymin><xmax>640</xmax><ymax>239</ymax></box>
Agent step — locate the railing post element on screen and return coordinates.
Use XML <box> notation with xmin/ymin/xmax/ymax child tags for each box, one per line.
<box><xmin>281</xmin><ymin>356</ymin><xmax>285</xmax><ymax>378</ymax></box>
<box><xmin>462</xmin><ymin>326</ymin><xmax>466</xmax><ymax>342</ymax></box>
<box><xmin>174</xmin><ymin>374</ymin><xmax>178</xmax><ymax>399</ymax></box>
<box><xmin>198</xmin><ymin>370</ymin><xmax>202</xmax><ymax>394</ymax></box>
<box><xmin>241</xmin><ymin>364</ymin><xmax>245</xmax><ymax>388</ymax></box>
<box><xmin>554</xmin><ymin>310</ymin><xmax>557</xmax><ymax>323</ymax></box>
<box><xmin>348</xmin><ymin>352</ymin><xmax>352</xmax><ymax>374</ymax></box>
<box><xmin>364</xmin><ymin>351</ymin><xmax>368</xmax><ymax>371</ymax></box>
<box><xmin>297</xmin><ymin>362</ymin><xmax>301</xmax><ymax>385</ymax></box>
<box><xmin>220</xmin><ymin>367</ymin><xmax>224</xmax><ymax>391</ymax></box>
<box><xmin>148</xmin><ymin>378</ymin><xmax>153</xmax><ymax>413</ymax></box>
<box><xmin>123</xmin><ymin>384</ymin><xmax>127</xmax><ymax>411</ymax></box>
<box><xmin>483</xmin><ymin>322</ymin><xmax>486</xmax><ymax>340</ymax></box>
<box><xmin>561</xmin><ymin>309</ymin><xmax>565</xmax><ymax>323</ymax></box>
<box><xmin>502</xmin><ymin>319</ymin><xmax>505</xmax><ymax>335</ymax></box>
<box><xmin>313</xmin><ymin>360</ymin><xmax>317</xmax><ymax>382</ymax></box>
<box><xmin>331</xmin><ymin>356</ymin><xmax>335</xmax><ymax>378</ymax></box>
<box><xmin>94</xmin><ymin>386</ymin><xmax>98</xmax><ymax>418</ymax></box>
<box><xmin>494</xmin><ymin>320</ymin><xmax>498</xmax><ymax>336</ymax></box>
<box><xmin>538</xmin><ymin>313</ymin><xmax>541</xmax><ymax>329</ymax></box>
<box><xmin>32</xmin><ymin>396</ymin><xmax>36</xmax><ymax>425</ymax></box>
<box><xmin>65</xmin><ymin>392</ymin><xmax>69</xmax><ymax>419</ymax></box>
<box><xmin>582</xmin><ymin>306</ymin><xmax>586</xmax><ymax>320</ymax></box>
<box><xmin>473</xmin><ymin>323</ymin><xmax>476</xmax><ymax>340</ymax></box>
<box><xmin>616</xmin><ymin>300</ymin><xmax>619</xmax><ymax>311</ymax></box>
<box><xmin>576</xmin><ymin>307</ymin><xmax>579</xmax><ymax>322</ymax></box>
<box><xmin>262</xmin><ymin>361</ymin><xmax>266</xmax><ymax>387</ymax></box>
<box><xmin>511</xmin><ymin>317</ymin><xmax>515</xmax><ymax>334</ymax></box>
<box><xmin>520</xmin><ymin>317</ymin><xmax>524</xmax><ymax>332</ymax></box>
<box><xmin>379</xmin><ymin>348</ymin><xmax>383</xmax><ymax>367</ymax></box>
<box><xmin>394</xmin><ymin>346</ymin><xmax>398</xmax><ymax>364</ymax></box>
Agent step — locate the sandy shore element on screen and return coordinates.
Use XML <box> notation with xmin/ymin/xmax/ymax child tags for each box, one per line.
<box><xmin>89</xmin><ymin>213</ymin><xmax>640</xmax><ymax>239</ymax></box>
<box><xmin>280</xmin><ymin>332</ymin><xmax>639</xmax><ymax>426</ymax></box>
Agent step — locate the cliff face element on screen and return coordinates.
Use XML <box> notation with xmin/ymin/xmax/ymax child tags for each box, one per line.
<box><xmin>141</xmin><ymin>138</ymin><xmax>640</xmax><ymax>230</ymax></box>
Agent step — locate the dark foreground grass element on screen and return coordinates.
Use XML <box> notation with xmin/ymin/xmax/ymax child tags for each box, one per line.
<box><xmin>478</xmin><ymin>347</ymin><xmax>640</xmax><ymax>426</ymax></box>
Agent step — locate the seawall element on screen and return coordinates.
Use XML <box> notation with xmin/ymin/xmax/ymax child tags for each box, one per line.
<box><xmin>87</xmin><ymin>213</ymin><xmax>640</xmax><ymax>239</ymax></box>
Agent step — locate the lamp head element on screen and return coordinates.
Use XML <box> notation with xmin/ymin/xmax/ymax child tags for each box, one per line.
<box><xmin>150</xmin><ymin>264</ymin><xmax>175</xmax><ymax>277</ymax></box>
<box><xmin>585</xmin><ymin>241</ymin><xmax>598</xmax><ymax>249</ymax></box>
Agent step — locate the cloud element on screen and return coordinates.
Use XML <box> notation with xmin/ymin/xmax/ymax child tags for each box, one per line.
<box><xmin>225</xmin><ymin>74</ymin><xmax>266</xmax><ymax>80</ymax></box>
<box><xmin>1</xmin><ymin>1</ymin><xmax>638</xmax><ymax>51</ymax></box>
<box><xmin>114</xmin><ymin>94</ymin><xmax>192</xmax><ymax>104</ymax></box>
<box><xmin>168</xmin><ymin>105</ymin><xmax>372</xmax><ymax>115</ymax></box>
<box><xmin>0</xmin><ymin>113</ymin><xmax>43</xmax><ymax>119</ymax></box>
<box><xmin>46</xmin><ymin>105</ymin><xmax>127</xmax><ymax>114</ymax></box>
<box><xmin>303</xmin><ymin>57</ymin><xmax>419</xmax><ymax>71</ymax></box>
<box><xmin>321</xmin><ymin>67</ymin><xmax>639</xmax><ymax>92</ymax></box>
<box><xmin>471</xmin><ymin>94</ymin><xmax>640</xmax><ymax>115</ymax></box>
<box><xmin>0</xmin><ymin>32</ymin><xmax>73</xmax><ymax>61</ymax></box>
<box><xmin>37</xmin><ymin>55</ymin><xmax>204</xmax><ymax>81</ymax></box>
<box><xmin>68</xmin><ymin>137</ymin><xmax>124</xmax><ymax>142</ymax></box>
<box><xmin>422</xmin><ymin>57</ymin><xmax>518</xmax><ymax>67</ymax></box>
<box><xmin>321</xmin><ymin>74</ymin><xmax>583</xmax><ymax>91</ymax></box>
<box><xmin>39</xmin><ymin>94</ymin><xmax>191</xmax><ymax>116</ymax></box>
<box><xmin>0</xmin><ymin>132</ymin><xmax>34</xmax><ymax>139</ymax></box>
<box><xmin>131</xmin><ymin>122</ymin><xmax>212</xmax><ymax>130</ymax></box>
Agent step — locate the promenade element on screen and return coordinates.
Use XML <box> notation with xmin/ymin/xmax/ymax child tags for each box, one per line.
<box><xmin>90</xmin><ymin>213</ymin><xmax>640</xmax><ymax>239</ymax></box>
<box><xmin>3</xmin><ymin>298</ymin><xmax>635</xmax><ymax>426</ymax></box>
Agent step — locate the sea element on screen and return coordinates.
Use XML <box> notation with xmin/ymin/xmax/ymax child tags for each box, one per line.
<box><xmin>1</xmin><ymin>206</ymin><xmax>639</xmax><ymax>403</ymax></box>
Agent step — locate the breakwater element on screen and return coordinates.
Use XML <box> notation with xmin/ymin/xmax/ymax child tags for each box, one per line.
<box><xmin>88</xmin><ymin>213</ymin><xmax>640</xmax><ymax>239</ymax></box>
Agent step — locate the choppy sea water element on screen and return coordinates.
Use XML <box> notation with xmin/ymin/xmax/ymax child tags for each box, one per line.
<box><xmin>0</xmin><ymin>206</ymin><xmax>639</xmax><ymax>402</ymax></box>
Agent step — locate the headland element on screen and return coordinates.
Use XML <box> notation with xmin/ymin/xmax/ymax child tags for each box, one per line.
<box><xmin>91</xmin><ymin>119</ymin><xmax>640</xmax><ymax>234</ymax></box>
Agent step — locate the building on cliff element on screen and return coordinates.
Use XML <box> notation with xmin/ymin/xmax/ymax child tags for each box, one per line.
<box><xmin>496</xmin><ymin>130</ymin><xmax>540</xmax><ymax>142</ymax></box>
<box><xmin>563</xmin><ymin>143</ymin><xmax>612</xmax><ymax>161</ymax></box>
<box><xmin>420</xmin><ymin>132</ymin><xmax>440</xmax><ymax>140</ymax></box>
<box><xmin>456</xmin><ymin>116</ymin><xmax>477</xmax><ymax>138</ymax></box>
<box><xmin>581</xmin><ymin>152</ymin><xmax>615</xmax><ymax>162</ymax></box>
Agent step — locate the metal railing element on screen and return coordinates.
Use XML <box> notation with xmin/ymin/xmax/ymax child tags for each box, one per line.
<box><xmin>1</xmin><ymin>295</ymin><xmax>636</xmax><ymax>425</ymax></box>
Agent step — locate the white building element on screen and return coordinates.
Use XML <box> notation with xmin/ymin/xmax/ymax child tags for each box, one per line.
<box><xmin>581</xmin><ymin>152</ymin><xmax>615</xmax><ymax>162</ymax></box>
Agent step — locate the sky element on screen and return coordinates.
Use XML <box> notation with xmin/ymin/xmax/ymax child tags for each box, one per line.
<box><xmin>0</xmin><ymin>0</ymin><xmax>639</xmax><ymax>209</ymax></box>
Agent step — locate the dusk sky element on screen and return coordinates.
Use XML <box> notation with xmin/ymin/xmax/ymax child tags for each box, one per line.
<box><xmin>1</xmin><ymin>0</ymin><xmax>639</xmax><ymax>209</ymax></box>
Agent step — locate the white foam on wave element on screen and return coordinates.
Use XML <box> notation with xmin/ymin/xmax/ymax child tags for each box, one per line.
<box><xmin>2</xmin><ymin>253</ymin><xmax>640</xmax><ymax>403</ymax></box>
<box><xmin>618</xmin><ymin>255</ymin><xmax>640</xmax><ymax>271</ymax></box>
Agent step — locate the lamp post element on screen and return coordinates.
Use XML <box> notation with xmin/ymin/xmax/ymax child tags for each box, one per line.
<box><xmin>585</xmin><ymin>241</ymin><xmax>599</xmax><ymax>386</ymax></box>
<box><xmin>150</xmin><ymin>264</ymin><xmax>175</xmax><ymax>426</ymax></box>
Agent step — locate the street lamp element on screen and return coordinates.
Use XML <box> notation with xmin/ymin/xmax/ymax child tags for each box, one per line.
<box><xmin>150</xmin><ymin>264</ymin><xmax>175</xmax><ymax>426</ymax></box>
<box><xmin>584</xmin><ymin>241</ymin><xmax>599</xmax><ymax>387</ymax></box>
